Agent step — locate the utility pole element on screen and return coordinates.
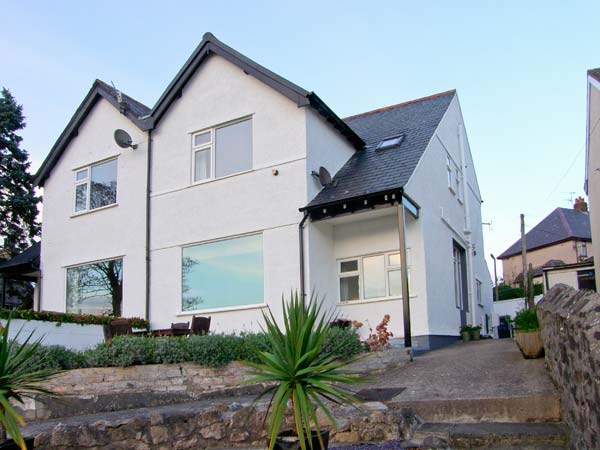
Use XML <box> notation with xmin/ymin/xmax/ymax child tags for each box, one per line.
<box><xmin>490</xmin><ymin>254</ymin><xmax>499</xmax><ymax>303</ymax></box>
<box><xmin>527</xmin><ymin>263</ymin><xmax>535</xmax><ymax>309</ymax></box>
<box><xmin>520</xmin><ymin>214</ymin><xmax>529</xmax><ymax>298</ymax></box>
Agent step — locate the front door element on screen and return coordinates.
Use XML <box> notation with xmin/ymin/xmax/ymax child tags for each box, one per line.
<box><xmin>453</xmin><ymin>242</ymin><xmax>468</xmax><ymax>326</ymax></box>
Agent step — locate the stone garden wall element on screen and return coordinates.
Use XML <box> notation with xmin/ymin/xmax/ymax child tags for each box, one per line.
<box><xmin>537</xmin><ymin>284</ymin><xmax>600</xmax><ymax>450</ymax></box>
<box><xmin>20</xmin><ymin>348</ymin><xmax>411</xmax><ymax>421</ymax></box>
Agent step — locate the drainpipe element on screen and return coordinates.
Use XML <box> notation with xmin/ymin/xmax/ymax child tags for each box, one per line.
<box><xmin>145</xmin><ymin>130</ymin><xmax>153</xmax><ymax>323</ymax></box>
<box><xmin>458</xmin><ymin>123</ymin><xmax>476</xmax><ymax>325</ymax></box>
<box><xmin>298</xmin><ymin>211</ymin><xmax>309</xmax><ymax>298</ymax></box>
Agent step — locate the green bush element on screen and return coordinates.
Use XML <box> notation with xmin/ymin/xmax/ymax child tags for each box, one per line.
<box><xmin>27</xmin><ymin>326</ymin><xmax>366</xmax><ymax>371</ymax></box>
<box><xmin>496</xmin><ymin>283</ymin><xmax>543</xmax><ymax>301</ymax></box>
<box><xmin>0</xmin><ymin>308</ymin><xmax>148</xmax><ymax>329</ymax></box>
<box><xmin>514</xmin><ymin>308</ymin><xmax>540</xmax><ymax>332</ymax></box>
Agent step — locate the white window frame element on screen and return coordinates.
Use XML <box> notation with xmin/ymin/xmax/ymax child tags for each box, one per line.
<box><xmin>337</xmin><ymin>250</ymin><xmax>412</xmax><ymax>303</ymax></box>
<box><xmin>73</xmin><ymin>157</ymin><xmax>118</xmax><ymax>214</ymax></box>
<box><xmin>446</xmin><ymin>155</ymin><xmax>453</xmax><ymax>191</ymax></box>
<box><xmin>190</xmin><ymin>116</ymin><xmax>253</xmax><ymax>184</ymax></box>
<box><xmin>581</xmin><ymin>242</ymin><xmax>588</xmax><ymax>258</ymax></box>
<box><xmin>476</xmin><ymin>279</ymin><xmax>483</xmax><ymax>306</ymax></box>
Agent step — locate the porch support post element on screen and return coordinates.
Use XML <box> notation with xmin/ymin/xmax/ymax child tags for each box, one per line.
<box><xmin>397</xmin><ymin>199</ymin><xmax>412</xmax><ymax>348</ymax></box>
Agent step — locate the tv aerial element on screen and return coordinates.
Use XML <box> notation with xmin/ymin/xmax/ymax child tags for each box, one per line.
<box><xmin>311</xmin><ymin>166</ymin><xmax>336</xmax><ymax>187</ymax></box>
<box><xmin>114</xmin><ymin>129</ymin><xmax>138</xmax><ymax>150</ymax></box>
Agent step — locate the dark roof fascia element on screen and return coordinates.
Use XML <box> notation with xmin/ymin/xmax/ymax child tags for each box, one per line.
<box><xmin>542</xmin><ymin>260</ymin><xmax>594</xmax><ymax>272</ymax></box>
<box><xmin>150</xmin><ymin>33</ymin><xmax>364</xmax><ymax>150</ymax></box>
<box><xmin>34</xmin><ymin>81</ymin><xmax>151</xmax><ymax>186</ymax></box>
<box><xmin>497</xmin><ymin>237</ymin><xmax>591</xmax><ymax>260</ymax></box>
<box><xmin>589</xmin><ymin>68</ymin><xmax>600</xmax><ymax>83</ymax></box>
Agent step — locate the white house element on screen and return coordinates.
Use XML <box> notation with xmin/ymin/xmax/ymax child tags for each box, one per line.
<box><xmin>32</xmin><ymin>33</ymin><xmax>493</xmax><ymax>349</ymax></box>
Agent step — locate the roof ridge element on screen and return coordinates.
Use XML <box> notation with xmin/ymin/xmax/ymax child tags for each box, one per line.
<box><xmin>343</xmin><ymin>89</ymin><xmax>456</xmax><ymax>121</ymax></box>
<box><xmin>557</xmin><ymin>208</ymin><xmax>573</xmax><ymax>236</ymax></box>
<box><xmin>95</xmin><ymin>79</ymin><xmax>151</xmax><ymax>111</ymax></box>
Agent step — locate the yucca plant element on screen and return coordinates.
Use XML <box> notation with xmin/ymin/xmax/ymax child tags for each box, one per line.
<box><xmin>0</xmin><ymin>315</ymin><xmax>60</xmax><ymax>450</ymax></box>
<box><xmin>244</xmin><ymin>293</ymin><xmax>364</xmax><ymax>450</ymax></box>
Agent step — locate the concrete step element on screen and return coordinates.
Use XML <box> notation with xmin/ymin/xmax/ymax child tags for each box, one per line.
<box><xmin>387</xmin><ymin>394</ymin><xmax>561</xmax><ymax>423</ymax></box>
<box><xmin>410</xmin><ymin>422</ymin><xmax>568</xmax><ymax>449</ymax></box>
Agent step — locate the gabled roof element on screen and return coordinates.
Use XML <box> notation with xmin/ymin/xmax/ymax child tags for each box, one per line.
<box><xmin>304</xmin><ymin>90</ymin><xmax>456</xmax><ymax>209</ymax></box>
<box><xmin>150</xmin><ymin>33</ymin><xmax>363</xmax><ymax>150</ymax></box>
<box><xmin>589</xmin><ymin>68</ymin><xmax>600</xmax><ymax>83</ymax></box>
<box><xmin>498</xmin><ymin>208</ymin><xmax>591</xmax><ymax>259</ymax></box>
<box><xmin>35</xmin><ymin>33</ymin><xmax>364</xmax><ymax>187</ymax></box>
<box><xmin>34</xmin><ymin>80</ymin><xmax>151</xmax><ymax>186</ymax></box>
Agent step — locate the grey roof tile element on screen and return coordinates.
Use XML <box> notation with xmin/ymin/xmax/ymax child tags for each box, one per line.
<box><xmin>305</xmin><ymin>90</ymin><xmax>456</xmax><ymax>208</ymax></box>
<box><xmin>498</xmin><ymin>208</ymin><xmax>591</xmax><ymax>259</ymax></box>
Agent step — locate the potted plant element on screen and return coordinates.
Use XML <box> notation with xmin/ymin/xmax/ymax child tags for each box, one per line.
<box><xmin>0</xmin><ymin>315</ymin><xmax>60</xmax><ymax>450</ymax></box>
<box><xmin>470</xmin><ymin>325</ymin><xmax>482</xmax><ymax>341</ymax></box>
<box><xmin>513</xmin><ymin>308</ymin><xmax>544</xmax><ymax>359</ymax></box>
<box><xmin>460</xmin><ymin>325</ymin><xmax>472</xmax><ymax>342</ymax></box>
<box><xmin>245</xmin><ymin>293</ymin><xmax>364</xmax><ymax>450</ymax></box>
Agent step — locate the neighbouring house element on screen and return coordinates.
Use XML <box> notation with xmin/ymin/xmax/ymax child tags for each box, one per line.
<box><xmin>542</xmin><ymin>257</ymin><xmax>596</xmax><ymax>292</ymax></box>
<box><xmin>497</xmin><ymin>201</ymin><xmax>592</xmax><ymax>287</ymax></box>
<box><xmin>0</xmin><ymin>242</ymin><xmax>39</xmax><ymax>309</ymax></box>
<box><xmin>27</xmin><ymin>33</ymin><xmax>492</xmax><ymax>347</ymax></box>
<box><xmin>585</xmin><ymin>68</ymin><xmax>600</xmax><ymax>281</ymax></box>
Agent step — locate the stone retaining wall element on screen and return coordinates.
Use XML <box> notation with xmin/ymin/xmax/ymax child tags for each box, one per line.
<box><xmin>20</xmin><ymin>348</ymin><xmax>411</xmax><ymax>421</ymax></box>
<box><xmin>537</xmin><ymin>284</ymin><xmax>600</xmax><ymax>450</ymax></box>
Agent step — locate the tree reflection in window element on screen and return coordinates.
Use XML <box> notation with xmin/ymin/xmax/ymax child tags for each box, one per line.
<box><xmin>66</xmin><ymin>259</ymin><xmax>123</xmax><ymax>316</ymax></box>
<box><xmin>90</xmin><ymin>160</ymin><xmax>117</xmax><ymax>209</ymax></box>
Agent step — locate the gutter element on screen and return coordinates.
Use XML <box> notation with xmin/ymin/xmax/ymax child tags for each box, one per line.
<box><xmin>145</xmin><ymin>130</ymin><xmax>153</xmax><ymax>322</ymax></box>
<box><xmin>298</xmin><ymin>211</ymin><xmax>309</xmax><ymax>298</ymax></box>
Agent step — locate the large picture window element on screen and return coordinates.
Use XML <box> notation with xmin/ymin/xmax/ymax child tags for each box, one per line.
<box><xmin>66</xmin><ymin>258</ymin><xmax>123</xmax><ymax>316</ymax></box>
<box><xmin>338</xmin><ymin>250</ymin><xmax>411</xmax><ymax>302</ymax></box>
<box><xmin>181</xmin><ymin>234</ymin><xmax>264</xmax><ymax>312</ymax></box>
<box><xmin>192</xmin><ymin>118</ymin><xmax>252</xmax><ymax>183</ymax></box>
<box><xmin>74</xmin><ymin>159</ymin><xmax>118</xmax><ymax>213</ymax></box>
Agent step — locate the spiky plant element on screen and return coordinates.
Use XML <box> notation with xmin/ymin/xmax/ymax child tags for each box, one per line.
<box><xmin>0</xmin><ymin>315</ymin><xmax>60</xmax><ymax>449</ymax></box>
<box><xmin>244</xmin><ymin>293</ymin><xmax>364</xmax><ymax>450</ymax></box>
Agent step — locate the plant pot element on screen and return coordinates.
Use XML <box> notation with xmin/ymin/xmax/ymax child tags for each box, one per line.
<box><xmin>0</xmin><ymin>438</ymin><xmax>35</xmax><ymax>450</ymax></box>
<box><xmin>272</xmin><ymin>430</ymin><xmax>330</xmax><ymax>450</ymax></box>
<box><xmin>461</xmin><ymin>331</ymin><xmax>471</xmax><ymax>342</ymax></box>
<box><xmin>471</xmin><ymin>329</ymin><xmax>481</xmax><ymax>341</ymax></box>
<box><xmin>515</xmin><ymin>330</ymin><xmax>544</xmax><ymax>359</ymax></box>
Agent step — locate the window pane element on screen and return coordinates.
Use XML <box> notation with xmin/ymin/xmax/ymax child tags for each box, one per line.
<box><xmin>193</xmin><ymin>131</ymin><xmax>211</xmax><ymax>147</ymax></box>
<box><xmin>181</xmin><ymin>234</ymin><xmax>263</xmax><ymax>311</ymax></box>
<box><xmin>363</xmin><ymin>255</ymin><xmax>386</xmax><ymax>299</ymax></box>
<box><xmin>194</xmin><ymin>149</ymin><xmax>211</xmax><ymax>182</ymax></box>
<box><xmin>340</xmin><ymin>260</ymin><xmax>358</xmax><ymax>273</ymax></box>
<box><xmin>76</xmin><ymin>169</ymin><xmax>88</xmax><ymax>181</ymax></box>
<box><xmin>215</xmin><ymin>119</ymin><xmax>252</xmax><ymax>178</ymax></box>
<box><xmin>389</xmin><ymin>253</ymin><xmax>401</xmax><ymax>266</ymax></box>
<box><xmin>340</xmin><ymin>276</ymin><xmax>360</xmax><ymax>301</ymax></box>
<box><xmin>90</xmin><ymin>159</ymin><xmax>117</xmax><ymax>209</ymax></box>
<box><xmin>389</xmin><ymin>269</ymin><xmax>402</xmax><ymax>297</ymax></box>
<box><xmin>75</xmin><ymin>183</ymin><xmax>88</xmax><ymax>212</ymax></box>
<box><xmin>66</xmin><ymin>259</ymin><xmax>123</xmax><ymax>316</ymax></box>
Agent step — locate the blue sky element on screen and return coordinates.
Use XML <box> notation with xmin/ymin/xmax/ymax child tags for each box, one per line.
<box><xmin>2</xmin><ymin>1</ymin><xmax>599</xmax><ymax>278</ymax></box>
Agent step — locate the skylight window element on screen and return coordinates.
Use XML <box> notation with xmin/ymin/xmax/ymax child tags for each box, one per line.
<box><xmin>377</xmin><ymin>134</ymin><xmax>404</xmax><ymax>150</ymax></box>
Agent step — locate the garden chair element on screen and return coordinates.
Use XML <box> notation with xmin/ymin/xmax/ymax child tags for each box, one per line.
<box><xmin>103</xmin><ymin>318</ymin><xmax>132</xmax><ymax>344</ymax></box>
<box><xmin>171</xmin><ymin>321</ymin><xmax>191</xmax><ymax>336</ymax></box>
<box><xmin>191</xmin><ymin>316</ymin><xmax>211</xmax><ymax>335</ymax></box>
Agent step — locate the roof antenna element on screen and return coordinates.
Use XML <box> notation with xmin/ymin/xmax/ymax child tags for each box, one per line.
<box><xmin>111</xmin><ymin>81</ymin><xmax>127</xmax><ymax>114</ymax></box>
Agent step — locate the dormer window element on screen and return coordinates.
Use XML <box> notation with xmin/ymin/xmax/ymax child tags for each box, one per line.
<box><xmin>377</xmin><ymin>134</ymin><xmax>404</xmax><ymax>151</ymax></box>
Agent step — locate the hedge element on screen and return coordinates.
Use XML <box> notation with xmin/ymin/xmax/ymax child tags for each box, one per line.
<box><xmin>496</xmin><ymin>283</ymin><xmax>543</xmax><ymax>301</ymax></box>
<box><xmin>27</xmin><ymin>326</ymin><xmax>365</xmax><ymax>370</ymax></box>
<box><xmin>0</xmin><ymin>308</ymin><xmax>149</xmax><ymax>330</ymax></box>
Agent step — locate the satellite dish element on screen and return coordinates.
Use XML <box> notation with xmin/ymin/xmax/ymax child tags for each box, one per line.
<box><xmin>114</xmin><ymin>129</ymin><xmax>137</xmax><ymax>149</ymax></box>
<box><xmin>311</xmin><ymin>166</ymin><xmax>334</xmax><ymax>187</ymax></box>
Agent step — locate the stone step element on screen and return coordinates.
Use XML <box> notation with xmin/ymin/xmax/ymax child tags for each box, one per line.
<box><xmin>410</xmin><ymin>422</ymin><xmax>568</xmax><ymax>449</ymax></box>
<box><xmin>387</xmin><ymin>394</ymin><xmax>561</xmax><ymax>423</ymax></box>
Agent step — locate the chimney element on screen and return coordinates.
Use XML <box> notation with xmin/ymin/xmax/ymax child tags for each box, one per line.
<box><xmin>574</xmin><ymin>196</ymin><xmax>588</xmax><ymax>212</ymax></box>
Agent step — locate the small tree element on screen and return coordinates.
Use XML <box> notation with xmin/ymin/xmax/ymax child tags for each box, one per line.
<box><xmin>0</xmin><ymin>88</ymin><xmax>40</xmax><ymax>256</ymax></box>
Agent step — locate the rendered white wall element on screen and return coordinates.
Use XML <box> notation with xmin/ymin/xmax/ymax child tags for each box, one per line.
<box><xmin>148</xmin><ymin>54</ymin><xmax>308</xmax><ymax>330</ymax></box>
<box><xmin>3</xmin><ymin>319</ymin><xmax>104</xmax><ymax>350</ymax></box>
<box><xmin>40</xmin><ymin>98</ymin><xmax>148</xmax><ymax>319</ymax></box>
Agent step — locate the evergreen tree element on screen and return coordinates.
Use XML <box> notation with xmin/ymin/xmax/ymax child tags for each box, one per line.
<box><xmin>0</xmin><ymin>88</ymin><xmax>40</xmax><ymax>256</ymax></box>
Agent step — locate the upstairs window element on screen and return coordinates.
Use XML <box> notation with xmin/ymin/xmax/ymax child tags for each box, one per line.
<box><xmin>192</xmin><ymin>118</ymin><xmax>253</xmax><ymax>183</ymax></box>
<box><xmin>74</xmin><ymin>159</ymin><xmax>118</xmax><ymax>213</ymax></box>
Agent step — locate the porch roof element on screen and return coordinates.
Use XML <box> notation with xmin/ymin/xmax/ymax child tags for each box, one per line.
<box><xmin>303</xmin><ymin>90</ymin><xmax>455</xmax><ymax>211</ymax></box>
<box><xmin>0</xmin><ymin>242</ymin><xmax>40</xmax><ymax>280</ymax></box>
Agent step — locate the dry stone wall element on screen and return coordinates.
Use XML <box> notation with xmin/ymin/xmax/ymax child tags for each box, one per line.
<box><xmin>537</xmin><ymin>284</ymin><xmax>600</xmax><ymax>450</ymax></box>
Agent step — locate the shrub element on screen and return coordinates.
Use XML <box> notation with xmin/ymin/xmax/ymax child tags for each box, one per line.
<box><xmin>322</xmin><ymin>326</ymin><xmax>364</xmax><ymax>359</ymax></box>
<box><xmin>0</xmin><ymin>308</ymin><xmax>148</xmax><ymax>329</ymax></box>
<box><xmin>514</xmin><ymin>308</ymin><xmax>540</xmax><ymax>332</ymax></box>
<box><xmin>29</xmin><ymin>345</ymin><xmax>84</xmax><ymax>371</ymax></box>
<box><xmin>154</xmin><ymin>337</ymin><xmax>188</xmax><ymax>364</ymax></box>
